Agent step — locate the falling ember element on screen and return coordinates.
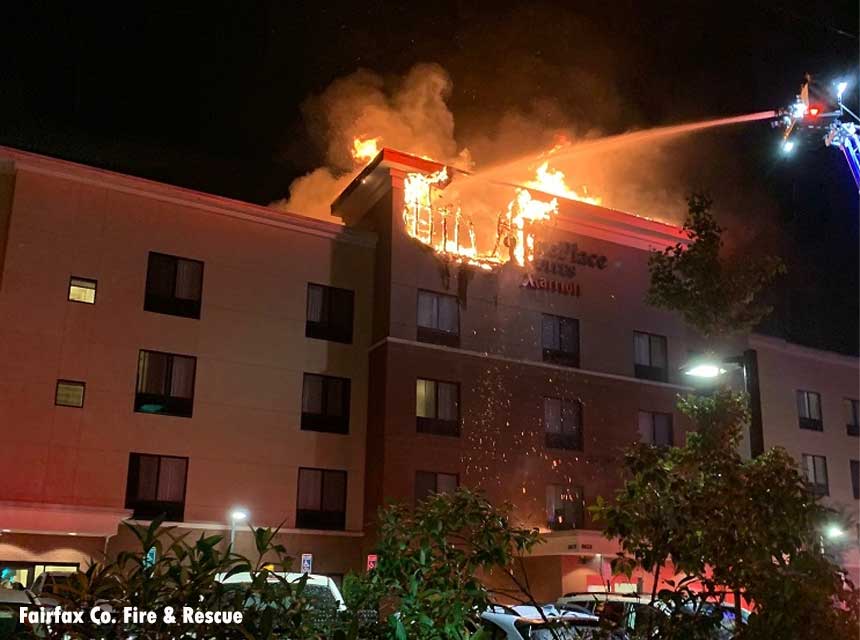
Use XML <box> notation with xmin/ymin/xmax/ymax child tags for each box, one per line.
<box><xmin>525</xmin><ymin>161</ymin><xmax>602</xmax><ymax>206</ymax></box>
<box><xmin>352</xmin><ymin>136</ymin><xmax>381</xmax><ymax>163</ymax></box>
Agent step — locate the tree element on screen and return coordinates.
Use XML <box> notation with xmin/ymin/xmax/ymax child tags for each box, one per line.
<box><xmin>647</xmin><ymin>194</ymin><xmax>785</xmax><ymax>337</ymax></box>
<box><xmin>591</xmin><ymin>390</ymin><xmax>859</xmax><ymax>639</ymax></box>
<box><xmin>362</xmin><ymin>488</ymin><xmax>544</xmax><ymax>640</ymax></box>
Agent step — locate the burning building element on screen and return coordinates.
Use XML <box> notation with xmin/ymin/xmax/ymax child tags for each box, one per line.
<box><xmin>0</xmin><ymin>145</ymin><xmax>857</xmax><ymax>596</ymax></box>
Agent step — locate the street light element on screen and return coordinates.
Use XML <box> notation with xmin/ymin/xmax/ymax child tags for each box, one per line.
<box><xmin>825</xmin><ymin>523</ymin><xmax>845</xmax><ymax>540</ymax></box>
<box><xmin>230</xmin><ymin>508</ymin><xmax>249</xmax><ymax>548</ymax></box>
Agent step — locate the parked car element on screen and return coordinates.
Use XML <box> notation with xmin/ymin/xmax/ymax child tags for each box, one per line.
<box><xmin>215</xmin><ymin>571</ymin><xmax>346</xmax><ymax>612</ymax></box>
<box><xmin>556</xmin><ymin>592</ymin><xmax>659</xmax><ymax>634</ymax></box>
<box><xmin>0</xmin><ymin>587</ymin><xmax>45</xmax><ymax>639</ymax></box>
<box><xmin>30</xmin><ymin>570</ymin><xmax>77</xmax><ymax>598</ymax></box>
<box><xmin>478</xmin><ymin>604</ymin><xmax>620</xmax><ymax>639</ymax></box>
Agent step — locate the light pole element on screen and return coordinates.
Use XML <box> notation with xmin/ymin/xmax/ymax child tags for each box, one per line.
<box><xmin>229</xmin><ymin>508</ymin><xmax>249</xmax><ymax>549</ymax></box>
<box><xmin>681</xmin><ymin>349</ymin><xmax>765</xmax><ymax>457</ymax></box>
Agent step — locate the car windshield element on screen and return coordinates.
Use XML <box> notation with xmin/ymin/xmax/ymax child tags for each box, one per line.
<box><xmin>40</xmin><ymin>575</ymin><xmax>74</xmax><ymax>595</ymax></box>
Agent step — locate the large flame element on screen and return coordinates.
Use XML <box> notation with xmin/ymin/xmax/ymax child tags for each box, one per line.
<box><xmin>525</xmin><ymin>161</ymin><xmax>602</xmax><ymax>205</ymax></box>
<box><xmin>352</xmin><ymin>136</ymin><xmax>381</xmax><ymax>163</ymax></box>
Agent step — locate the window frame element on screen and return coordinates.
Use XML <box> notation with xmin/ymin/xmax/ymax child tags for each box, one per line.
<box><xmin>541</xmin><ymin>313</ymin><xmax>580</xmax><ymax>368</ymax></box>
<box><xmin>124</xmin><ymin>452</ymin><xmax>189</xmax><ymax>522</ymax></box>
<box><xmin>796</xmin><ymin>390</ymin><xmax>823</xmax><ymax>431</ymax></box>
<box><xmin>68</xmin><ymin>277</ymin><xmax>97</xmax><ymax>305</ymax></box>
<box><xmin>546</xmin><ymin>484</ymin><xmax>585</xmax><ymax>531</ymax></box>
<box><xmin>801</xmin><ymin>453</ymin><xmax>829</xmax><ymax>496</ymax></box>
<box><xmin>55</xmin><ymin>380</ymin><xmax>86</xmax><ymax>408</ymax></box>
<box><xmin>633</xmin><ymin>331</ymin><xmax>668</xmax><ymax>382</ymax></box>
<box><xmin>416</xmin><ymin>378</ymin><xmax>461</xmax><ymax>437</ymax></box>
<box><xmin>305</xmin><ymin>283</ymin><xmax>355</xmax><ymax>344</ymax></box>
<box><xmin>543</xmin><ymin>396</ymin><xmax>584</xmax><ymax>450</ymax></box>
<box><xmin>638</xmin><ymin>410</ymin><xmax>674</xmax><ymax>447</ymax></box>
<box><xmin>414</xmin><ymin>471</ymin><xmax>459</xmax><ymax>504</ymax></box>
<box><xmin>134</xmin><ymin>349</ymin><xmax>197</xmax><ymax>418</ymax></box>
<box><xmin>143</xmin><ymin>251</ymin><xmax>204</xmax><ymax>320</ymax></box>
<box><xmin>416</xmin><ymin>289</ymin><xmax>460</xmax><ymax>347</ymax></box>
<box><xmin>851</xmin><ymin>460</ymin><xmax>860</xmax><ymax>500</ymax></box>
<box><xmin>845</xmin><ymin>398</ymin><xmax>859</xmax><ymax>437</ymax></box>
<box><xmin>300</xmin><ymin>373</ymin><xmax>351</xmax><ymax>434</ymax></box>
<box><xmin>295</xmin><ymin>467</ymin><xmax>348</xmax><ymax>531</ymax></box>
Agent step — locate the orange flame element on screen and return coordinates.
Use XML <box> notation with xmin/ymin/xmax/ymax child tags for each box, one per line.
<box><xmin>525</xmin><ymin>161</ymin><xmax>602</xmax><ymax>205</ymax></box>
<box><xmin>352</xmin><ymin>136</ymin><xmax>381</xmax><ymax>163</ymax></box>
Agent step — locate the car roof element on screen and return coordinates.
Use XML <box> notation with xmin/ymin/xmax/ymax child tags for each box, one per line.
<box><xmin>0</xmin><ymin>588</ymin><xmax>36</xmax><ymax>605</ymax></box>
<box><xmin>216</xmin><ymin>571</ymin><xmax>334</xmax><ymax>587</ymax></box>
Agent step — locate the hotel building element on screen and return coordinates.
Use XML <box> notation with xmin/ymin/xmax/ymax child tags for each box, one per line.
<box><xmin>0</xmin><ymin>146</ymin><xmax>856</xmax><ymax>597</ymax></box>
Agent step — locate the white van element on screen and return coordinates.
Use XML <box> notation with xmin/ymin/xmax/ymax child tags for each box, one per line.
<box><xmin>216</xmin><ymin>571</ymin><xmax>346</xmax><ymax>612</ymax></box>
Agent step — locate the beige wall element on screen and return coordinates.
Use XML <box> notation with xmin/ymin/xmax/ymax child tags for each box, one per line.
<box><xmin>0</xmin><ymin>161</ymin><xmax>374</xmax><ymax>545</ymax></box>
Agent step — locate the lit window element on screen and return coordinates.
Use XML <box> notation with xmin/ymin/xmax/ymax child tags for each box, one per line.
<box><xmin>306</xmin><ymin>283</ymin><xmax>354</xmax><ymax>344</ymax></box>
<box><xmin>414</xmin><ymin>471</ymin><xmax>458</xmax><ymax>503</ymax></box>
<box><xmin>634</xmin><ymin>331</ymin><xmax>668</xmax><ymax>382</ymax></box>
<box><xmin>301</xmin><ymin>374</ymin><xmax>350</xmax><ymax>434</ymax></box>
<box><xmin>68</xmin><ymin>277</ymin><xmax>96</xmax><ymax>304</ymax></box>
<box><xmin>541</xmin><ymin>314</ymin><xmax>579</xmax><ymax>367</ymax></box>
<box><xmin>802</xmin><ymin>454</ymin><xmax>829</xmax><ymax>496</ymax></box>
<box><xmin>125</xmin><ymin>453</ymin><xmax>188</xmax><ymax>521</ymax></box>
<box><xmin>296</xmin><ymin>468</ymin><xmax>347</xmax><ymax>530</ymax></box>
<box><xmin>416</xmin><ymin>379</ymin><xmax>460</xmax><ymax>436</ymax></box>
<box><xmin>55</xmin><ymin>380</ymin><xmax>85</xmax><ymax>408</ymax></box>
<box><xmin>546</xmin><ymin>485</ymin><xmax>584</xmax><ymax>530</ymax></box>
<box><xmin>144</xmin><ymin>252</ymin><xmax>204</xmax><ymax>319</ymax></box>
<box><xmin>544</xmin><ymin>397</ymin><xmax>583</xmax><ymax>450</ymax></box>
<box><xmin>135</xmin><ymin>350</ymin><xmax>197</xmax><ymax>418</ymax></box>
<box><xmin>638</xmin><ymin>411</ymin><xmax>674</xmax><ymax>447</ymax></box>
<box><xmin>417</xmin><ymin>290</ymin><xmax>459</xmax><ymax>346</ymax></box>
<box><xmin>797</xmin><ymin>391</ymin><xmax>823</xmax><ymax>431</ymax></box>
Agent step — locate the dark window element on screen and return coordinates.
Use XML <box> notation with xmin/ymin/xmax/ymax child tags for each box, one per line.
<box><xmin>55</xmin><ymin>380</ymin><xmax>85</xmax><ymax>408</ymax></box>
<box><xmin>845</xmin><ymin>399</ymin><xmax>859</xmax><ymax>437</ymax></box>
<box><xmin>414</xmin><ymin>471</ymin><xmax>458</xmax><ymax>504</ymax></box>
<box><xmin>797</xmin><ymin>390</ymin><xmax>823</xmax><ymax>431</ymax></box>
<box><xmin>633</xmin><ymin>331</ymin><xmax>668</xmax><ymax>382</ymax></box>
<box><xmin>802</xmin><ymin>454</ymin><xmax>829</xmax><ymax>496</ymax></box>
<box><xmin>125</xmin><ymin>453</ymin><xmax>188</xmax><ymax>521</ymax></box>
<box><xmin>851</xmin><ymin>461</ymin><xmax>860</xmax><ymax>500</ymax></box>
<box><xmin>416</xmin><ymin>379</ymin><xmax>460</xmax><ymax>436</ymax></box>
<box><xmin>306</xmin><ymin>283</ymin><xmax>354</xmax><ymax>344</ymax></box>
<box><xmin>638</xmin><ymin>411</ymin><xmax>674</xmax><ymax>447</ymax></box>
<box><xmin>301</xmin><ymin>374</ymin><xmax>351</xmax><ymax>434</ymax></box>
<box><xmin>296</xmin><ymin>468</ymin><xmax>347</xmax><ymax>530</ymax></box>
<box><xmin>144</xmin><ymin>252</ymin><xmax>204</xmax><ymax>319</ymax></box>
<box><xmin>68</xmin><ymin>277</ymin><xmax>96</xmax><ymax>304</ymax></box>
<box><xmin>542</xmin><ymin>314</ymin><xmax>580</xmax><ymax>367</ymax></box>
<box><xmin>544</xmin><ymin>397</ymin><xmax>583</xmax><ymax>450</ymax></box>
<box><xmin>135</xmin><ymin>350</ymin><xmax>197</xmax><ymax>418</ymax></box>
<box><xmin>417</xmin><ymin>290</ymin><xmax>459</xmax><ymax>347</ymax></box>
<box><xmin>546</xmin><ymin>485</ymin><xmax>584</xmax><ymax>530</ymax></box>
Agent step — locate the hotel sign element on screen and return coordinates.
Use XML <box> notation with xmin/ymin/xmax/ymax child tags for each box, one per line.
<box><xmin>521</xmin><ymin>241</ymin><xmax>608</xmax><ymax>297</ymax></box>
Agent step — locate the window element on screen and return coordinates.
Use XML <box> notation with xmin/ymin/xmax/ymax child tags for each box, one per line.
<box><xmin>851</xmin><ymin>461</ymin><xmax>860</xmax><ymax>500</ymax></box>
<box><xmin>845</xmin><ymin>399</ymin><xmax>859</xmax><ymax>437</ymax></box>
<box><xmin>125</xmin><ymin>453</ymin><xmax>188</xmax><ymax>521</ymax></box>
<box><xmin>417</xmin><ymin>290</ymin><xmax>459</xmax><ymax>346</ymax></box>
<box><xmin>55</xmin><ymin>380</ymin><xmax>85</xmax><ymax>408</ymax></box>
<box><xmin>802</xmin><ymin>454</ymin><xmax>829</xmax><ymax>496</ymax></box>
<box><xmin>633</xmin><ymin>332</ymin><xmax>668</xmax><ymax>382</ymax></box>
<box><xmin>301</xmin><ymin>374</ymin><xmax>351</xmax><ymax>434</ymax></box>
<box><xmin>68</xmin><ymin>277</ymin><xmax>96</xmax><ymax>304</ymax></box>
<box><xmin>296</xmin><ymin>468</ymin><xmax>347</xmax><ymax>530</ymax></box>
<box><xmin>416</xmin><ymin>379</ymin><xmax>460</xmax><ymax>436</ymax></box>
<box><xmin>546</xmin><ymin>485</ymin><xmax>584</xmax><ymax>531</ymax></box>
<box><xmin>306</xmin><ymin>283</ymin><xmax>354</xmax><ymax>344</ymax></box>
<box><xmin>135</xmin><ymin>350</ymin><xmax>197</xmax><ymax>418</ymax></box>
<box><xmin>144</xmin><ymin>252</ymin><xmax>204</xmax><ymax>319</ymax></box>
<box><xmin>414</xmin><ymin>471</ymin><xmax>458</xmax><ymax>503</ymax></box>
<box><xmin>638</xmin><ymin>411</ymin><xmax>674</xmax><ymax>447</ymax></box>
<box><xmin>541</xmin><ymin>314</ymin><xmax>580</xmax><ymax>367</ymax></box>
<box><xmin>544</xmin><ymin>397</ymin><xmax>583</xmax><ymax>450</ymax></box>
<box><xmin>796</xmin><ymin>390</ymin><xmax>823</xmax><ymax>431</ymax></box>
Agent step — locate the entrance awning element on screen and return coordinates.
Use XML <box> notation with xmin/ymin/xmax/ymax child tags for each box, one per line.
<box><xmin>0</xmin><ymin>501</ymin><xmax>132</xmax><ymax>537</ymax></box>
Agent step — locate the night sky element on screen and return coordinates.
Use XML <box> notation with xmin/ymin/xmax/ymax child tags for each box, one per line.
<box><xmin>1</xmin><ymin>1</ymin><xmax>857</xmax><ymax>354</ymax></box>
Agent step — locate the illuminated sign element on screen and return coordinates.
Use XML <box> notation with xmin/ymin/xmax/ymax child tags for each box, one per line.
<box><xmin>366</xmin><ymin>554</ymin><xmax>378</xmax><ymax>571</ymax></box>
<box><xmin>301</xmin><ymin>553</ymin><xmax>313</xmax><ymax>574</ymax></box>
<box><xmin>533</xmin><ymin>241</ymin><xmax>608</xmax><ymax>278</ymax></box>
<box><xmin>521</xmin><ymin>273</ymin><xmax>581</xmax><ymax>296</ymax></box>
